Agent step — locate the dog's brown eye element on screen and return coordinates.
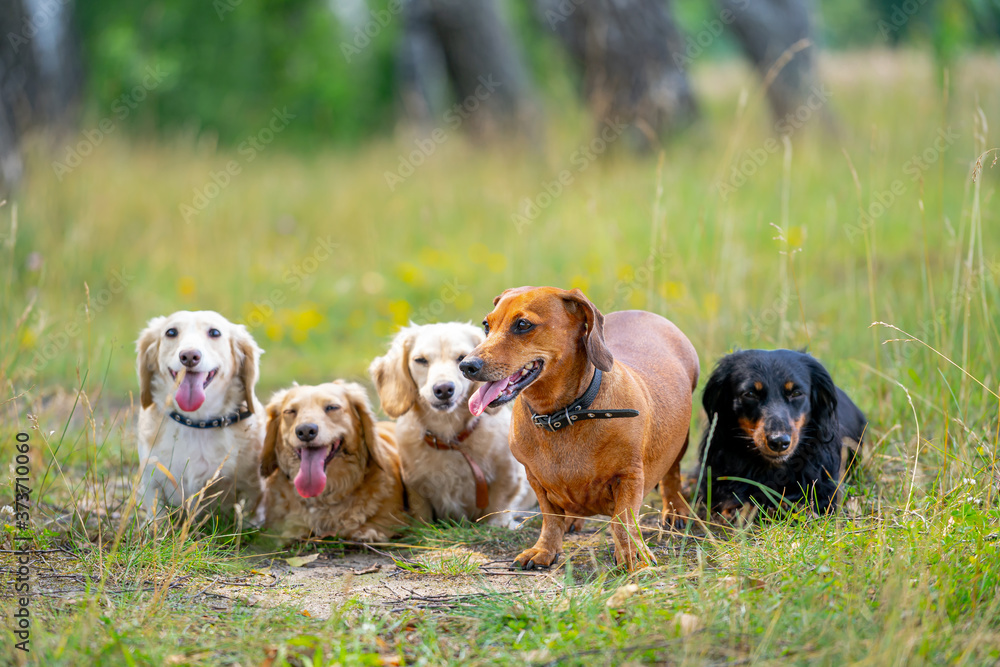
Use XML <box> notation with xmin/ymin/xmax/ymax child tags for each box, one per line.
<box><xmin>788</xmin><ymin>389</ymin><xmax>804</xmax><ymax>398</ymax></box>
<box><xmin>283</xmin><ymin>409</ymin><xmax>297</xmax><ymax>416</ymax></box>
<box><xmin>165</xmin><ymin>328</ymin><xmax>178</xmax><ymax>338</ymax></box>
<box><xmin>208</xmin><ymin>328</ymin><xmax>221</xmax><ymax>338</ymax></box>
<box><xmin>325</xmin><ymin>405</ymin><xmax>340</xmax><ymax>413</ymax></box>
<box><xmin>414</xmin><ymin>357</ymin><xmax>429</xmax><ymax>365</ymax></box>
<box><xmin>514</xmin><ymin>318</ymin><xmax>533</xmax><ymax>333</ymax></box>
<box><xmin>482</xmin><ymin>320</ymin><xmax>490</xmax><ymax>335</ymax></box>
<box><xmin>741</xmin><ymin>391</ymin><xmax>757</xmax><ymax>400</ymax></box>
<box><xmin>457</xmin><ymin>355</ymin><xmax>465</xmax><ymax>363</ymax></box>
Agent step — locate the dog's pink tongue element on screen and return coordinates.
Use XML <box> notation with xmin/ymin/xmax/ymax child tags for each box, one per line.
<box><xmin>469</xmin><ymin>377</ymin><xmax>511</xmax><ymax>416</ymax></box>
<box><xmin>294</xmin><ymin>448</ymin><xmax>329</xmax><ymax>498</ymax></box>
<box><xmin>174</xmin><ymin>372</ymin><xmax>206</xmax><ymax>412</ymax></box>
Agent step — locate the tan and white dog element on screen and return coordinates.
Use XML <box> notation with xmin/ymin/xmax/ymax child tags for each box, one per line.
<box><xmin>136</xmin><ymin>311</ymin><xmax>264</xmax><ymax>515</ymax></box>
<box><xmin>370</xmin><ymin>322</ymin><xmax>536</xmax><ymax>528</ymax></box>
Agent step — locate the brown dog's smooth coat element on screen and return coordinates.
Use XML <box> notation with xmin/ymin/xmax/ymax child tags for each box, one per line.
<box><xmin>461</xmin><ymin>287</ymin><xmax>699</xmax><ymax>570</ymax></box>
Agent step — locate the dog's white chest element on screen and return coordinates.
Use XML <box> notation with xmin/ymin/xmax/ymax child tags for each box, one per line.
<box><xmin>139</xmin><ymin>416</ymin><xmax>252</xmax><ymax>505</ymax></box>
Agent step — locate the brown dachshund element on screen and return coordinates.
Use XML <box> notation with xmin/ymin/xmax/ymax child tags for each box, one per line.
<box><xmin>460</xmin><ymin>287</ymin><xmax>699</xmax><ymax>570</ymax></box>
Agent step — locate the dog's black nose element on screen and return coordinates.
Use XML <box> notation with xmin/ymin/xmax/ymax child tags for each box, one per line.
<box><xmin>295</xmin><ymin>423</ymin><xmax>319</xmax><ymax>442</ymax></box>
<box><xmin>433</xmin><ymin>382</ymin><xmax>455</xmax><ymax>400</ymax></box>
<box><xmin>459</xmin><ymin>357</ymin><xmax>483</xmax><ymax>378</ymax></box>
<box><xmin>179</xmin><ymin>348</ymin><xmax>202</xmax><ymax>368</ymax></box>
<box><xmin>767</xmin><ymin>433</ymin><xmax>792</xmax><ymax>452</ymax></box>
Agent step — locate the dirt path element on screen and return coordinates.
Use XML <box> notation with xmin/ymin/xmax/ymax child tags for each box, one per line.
<box><xmin>213</xmin><ymin>531</ymin><xmax>613</xmax><ymax>619</ymax></box>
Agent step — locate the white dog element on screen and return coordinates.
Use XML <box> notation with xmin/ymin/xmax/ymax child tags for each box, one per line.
<box><xmin>135</xmin><ymin>310</ymin><xmax>264</xmax><ymax>515</ymax></box>
<box><xmin>370</xmin><ymin>322</ymin><xmax>535</xmax><ymax>528</ymax></box>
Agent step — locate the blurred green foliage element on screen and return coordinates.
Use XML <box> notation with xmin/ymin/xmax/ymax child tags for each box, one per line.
<box><xmin>72</xmin><ymin>0</ymin><xmax>999</xmax><ymax>146</ymax></box>
<box><xmin>862</xmin><ymin>0</ymin><xmax>1000</xmax><ymax>63</ymax></box>
<box><xmin>75</xmin><ymin>0</ymin><xmax>399</xmax><ymax>146</ymax></box>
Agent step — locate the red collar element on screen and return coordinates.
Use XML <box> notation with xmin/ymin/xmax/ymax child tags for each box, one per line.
<box><xmin>423</xmin><ymin>416</ymin><xmax>488</xmax><ymax>509</ymax></box>
<box><xmin>423</xmin><ymin>415</ymin><xmax>480</xmax><ymax>450</ymax></box>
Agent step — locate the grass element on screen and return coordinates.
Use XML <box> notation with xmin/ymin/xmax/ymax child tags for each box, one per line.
<box><xmin>1</xmin><ymin>48</ymin><xmax>999</xmax><ymax>665</ymax></box>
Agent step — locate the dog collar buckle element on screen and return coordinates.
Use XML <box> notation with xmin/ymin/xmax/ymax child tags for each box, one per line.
<box><xmin>531</xmin><ymin>412</ymin><xmax>557</xmax><ymax>432</ymax></box>
<box><xmin>532</xmin><ymin>407</ymin><xmax>577</xmax><ymax>432</ymax></box>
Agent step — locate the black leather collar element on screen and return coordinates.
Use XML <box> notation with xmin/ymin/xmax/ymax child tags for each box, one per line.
<box><xmin>529</xmin><ymin>368</ymin><xmax>639</xmax><ymax>432</ymax></box>
<box><xmin>169</xmin><ymin>408</ymin><xmax>253</xmax><ymax>429</ymax></box>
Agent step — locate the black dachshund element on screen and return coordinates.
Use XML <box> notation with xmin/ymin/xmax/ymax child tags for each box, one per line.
<box><xmin>695</xmin><ymin>349</ymin><xmax>867</xmax><ymax>519</ymax></box>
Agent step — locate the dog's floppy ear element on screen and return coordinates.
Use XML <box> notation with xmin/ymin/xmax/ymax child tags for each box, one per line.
<box><xmin>369</xmin><ymin>327</ymin><xmax>418</xmax><ymax>418</ymax></box>
<box><xmin>560</xmin><ymin>288</ymin><xmax>613</xmax><ymax>372</ymax></box>
<box><xmin>702</xmin><ymin>355</ymin><xmax>737</xmax><ymax>417</ymax></box>
<box><xmin>341</xmin><ymin>381</ymin><xmax>392</xmax><ymax>473</ymax></box>
<box><xmin>136</xmin><ymin>316</ymin><xmax>165</xmax><ymax>408</ymax></box>
<box><xmin>260</xmin><ymin>388</ymin><xmax>288</xmax><ymax>478</ymax></box>
<box><xmin>804</xmin><ymin>355</ymin><xmax>838</xmax><ymax>444</ymax></box>
<box><xmin>230</xmin><ymin>323</ymin><xmax>263</xmax><ymax>413</ymax></box>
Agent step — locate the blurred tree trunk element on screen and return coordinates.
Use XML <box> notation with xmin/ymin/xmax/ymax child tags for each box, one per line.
<box><xmin>0</xmin><ymin>0</ymin><xmax>35</xmax><ymax>193</ymax></box>
<box><xmin>26</xmin><ymin>0</ymin><xmax>83</xmax><ymax>129</ymax></box>
<box><xmin>397</xmin><ymin>0</ymin><xmax>536</xmax><ymax>138</ymax></box>
<box><xmin>0</xmin><ymin>0</ymin><xmax>81</xmax><ymax>194</ymax></box>
<box><xmin>720</xmin><ymin>0</ymin><xmax>821</xmax><ymax>125</ymax></box>
<box><xmin>535</xmin><ymin>0</ymin><xmax>697</xmax><ymax>149</ymax></box>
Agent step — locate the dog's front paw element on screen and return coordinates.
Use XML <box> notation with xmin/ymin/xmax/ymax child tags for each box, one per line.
<box><xmin>347</xmin><ymin>527</ymin><xmax>389</xmax><ymax>543</ymax></box>
<box><xmin>660</xmin><ymin>508</ymin><xmax>689</xmax><ymax>531</ymax></box>
<box><xmin>716</xmin><ymin>500</ymin><xmax>754</xmax><ymax>526</ymax></box>
<box><xmin>512</xmin><ymin>547</ymin><xmax>560</xmax><ymax>570</ymax></box>
<box><xmin>614</xmin><ymin>542</ymin><xmax>657</xmax><ymax>571</ymax></box>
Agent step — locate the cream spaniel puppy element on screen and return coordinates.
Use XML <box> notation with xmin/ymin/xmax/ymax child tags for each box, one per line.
<box><xmin>135</xmin><ymin>311</ymin><xmax>264</xmax><ymax>515</ymax></box>
<box><xmin>259</xmin><ymin>381</ymin><xmax>408</xmax><ymax>541</ymax></box>
<box><xmin>370</xmin><ymin>322</ymin><xmax>535</xmax><ymax>528</ymax></box>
